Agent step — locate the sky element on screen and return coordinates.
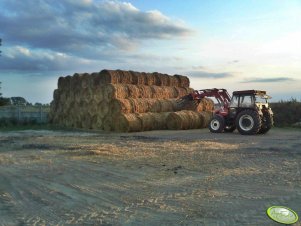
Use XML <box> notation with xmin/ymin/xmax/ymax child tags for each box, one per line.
<box><xmin>0</xmin><ymin>0</ymin><xmax>300</xmax><ymax>103</ymax></box>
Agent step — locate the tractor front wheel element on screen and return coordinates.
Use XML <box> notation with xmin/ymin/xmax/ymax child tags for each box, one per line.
<box><xmin>236</xmin><ymin>110</ymin><xmax>261</xmax><ymax>135</ymax></box>
<box><xmin>209</xmin><ymin>115</ymin><xmax>225</xmax><ymax>133</ymax></box>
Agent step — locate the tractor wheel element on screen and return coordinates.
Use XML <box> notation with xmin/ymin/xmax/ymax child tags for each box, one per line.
<box><xmin>258</xmin><ymin>112</ymin><xmax>273</xmax><ymax>134</ymax></box>
<box><xmin>209</xmin><ymin>115</ymin><xmax>225</xmax><ymax>133</ymax></box>
<box><xmin>236</xmin><ymin>110</ymin><xmax>261</xmax><ymax>135</ymax></box>
<box><xmin>224</xmin><ymin>125</ymin><xmax>236</xmax><ymax>133</ymax></box>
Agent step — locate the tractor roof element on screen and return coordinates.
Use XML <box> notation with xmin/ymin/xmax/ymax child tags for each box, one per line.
<box><xmin>233</xmin><ymin>90</ymin><xmax>272</xmax><ymax>99</ymax></box>
<box><xmin>233</xmin><ymin>90</ymin><xmax>267</xmax><ymax>95</ymax></box>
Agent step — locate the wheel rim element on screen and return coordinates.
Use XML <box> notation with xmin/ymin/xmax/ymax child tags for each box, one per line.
<box><xmin>210</xmin><ymin>119</ymin><xmax>220</xmax><ymax>131</ymax></box>
<box><xmin>239</xmin><ymin>115</ymin><xmax>254</xmax><ymax>131</ymax></box>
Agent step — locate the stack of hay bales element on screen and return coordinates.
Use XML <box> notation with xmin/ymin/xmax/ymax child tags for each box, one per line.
<box><xmin>49</xmin><ymin>69</ymin><xmax>214</xmax><ymax>132</ymax></box>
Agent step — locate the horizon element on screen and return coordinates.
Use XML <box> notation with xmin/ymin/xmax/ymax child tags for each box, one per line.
<box><xmin>0</xmin><ymin>0</ymin><xmax>300</xmax><ymax>103</ymax></box>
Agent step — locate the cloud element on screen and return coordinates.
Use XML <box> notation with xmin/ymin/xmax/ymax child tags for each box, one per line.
<box><xmin>0</xmin><ymin>0</ymin><xmax>193</xmax><ymax>71</ymax></box>
<box><xmin>241</xmin><ymin>77</ymin><xmax>295</xmax><ymax>83</ymax></box>
<box><xmin>187</xmin><ymin>71</ymin><xmax>234</xmax><ymax>79</ymax></box>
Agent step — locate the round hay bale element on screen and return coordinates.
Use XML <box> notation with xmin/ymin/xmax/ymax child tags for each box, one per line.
<box><xmin>114</xmin><ymin>113</ymin><xmax>142</xmax><ymax>132</ymax></box>
<box><xmin>166</xmin><ymin>110</ymin><xmax>202</xmax><ymax>130</ymax></box>
<box><xmin>80</xmin><ymin>73</ymin><xmax>92</xmax><ymax>89</ymax></box>
<box><xmin>98</xmin><ymin>100</ymin><xmax>110</xmax><ymax>118</ymax></box>
<box><xmin>169</xmin><ymin>76</ymin><xmax>180</xmax><ymax>87</ymax></box>
<box><xmin>174</xmin><ymin>74</ymin><xmax>190</xmax><ymax>87</ymax></box>
<box><xmin>137</xmin><ymin>72</ymin><xmax>148</xmax><ymax>85</ymax></box>
<box><xmin>103</xmin><ymin>116</ymin><xmax>113</xmax><ymax>131</ymax></box>
<box><xmin>150</xmin><ymin>86</ymin><xmax>165</xmax><ymax>98</ymax></box>
<box><xmin>138</xmin><ymin>113</ymin><xmax>156</xmax><ymax>131</ymax></box>
<box><xmin>201</xmin><ymin>98</ymin><xmax>215</xmax><ymax>111</ymax></box>
<box><xmin>121</xmin><ymin>70</ymin><xmax>134</xmax><ymax>84</ymax></box>
<box><xmin>129</xmin><ymin>71</ymin><xmax>139</xmax><ymax>84</ymax></box>
<box><xmin>87</xmin><ymin>100</ymin><xmax>99</xmax><ymax>116</ymax></box>
<box><xmin>111</xmin><ymin>99</ymin><xmax>133</xmax><ymax>114</ymax></box>
<box><xmin>70</xmin><ymin>73</ymin><xmax>82</xmax><ymax>91</ymax></box>
<box><xmin>91</xmin><ymin>114</ymin><xmax>103</xmax><ymax>130</ymax></box>
<box><xmin>53</xmin><ymin>89</ymin><xmax>60</xmax><ymax>101</ymax></box>
<box><xmin>81</xmin><ymin>88</ymin><xmax>93</xmax><ymax>103</ymax></box>
<box><xmin>81</xmin><ymin>114</ymin><xmax>92</xmax><ymax>129</ymax></box>
<box><xmin>146</xmin><ymin>73</ymin><xmax>156</xmax><ymax>86</ymax></box>
<box><xmin>159</xmin><ymin>99</ymin><xmax>176</xmax><ymax>112</ymax></box>
<box><xmin>58</xmin><ymin>76</ymin><xmax>65</xmax><ymax>90</ymax></box>
<box><xmin>148</xmin><ymin>99</ymin><xmax>162</xmax><ymax>112</ymax></box>
<box><xmin>127</xmin><ymin>85</ymin><xmax>140</xmax><ymax>98</ymax></box>
<box><xmin>92</xmin><ymin>72</ymin><xmax>102</xmax><ymax>87</ymax></box>
<box><xmin>153</xmin><ymin>73</ymin><xmax>170</xmax><ymax>86</ymax></box>
<box><xmin>93</xmin><ymin>86</ymin><xmax>104</xmax><ymax>103</ymax></box>
<box><xmin>199</xmin><ymin>111</ymin><xmax>213</xmax><ymax>128</ymax></box>
<box><xmin>152</xmin><ymin>112</ymin><xmax>169</xmax><ymax>130</ymax></box>
<box><xmin>137</xmin><ymin>85</ymin><xmax>153</xmax><ymax>98</ymax></box>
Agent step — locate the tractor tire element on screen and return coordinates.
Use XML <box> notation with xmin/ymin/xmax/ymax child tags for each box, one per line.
<box><xmin>258</xmin><ymin>112</ymin><xmax>273</xmax><ymax>134</ymax></box>
<box><xmin>209</xmin><ymin>115</ymin><xmax>225</xmax><ymax>133</ymax></box>
<box><xmin>224</xmin><ymin>125</ymin><xmax>236</xmax><ymax>133</ymax></box>
<box><xmin>236</xmin><ymin>110</ymin><xmax>261</xmax><ymax>135</ymax></box>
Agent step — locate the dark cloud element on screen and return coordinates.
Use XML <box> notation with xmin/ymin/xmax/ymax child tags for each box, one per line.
<box><xmin>0</xmin><ymin>0</ymin><xmax>192</xmax><ymax>56</ymax></box>
<box><xmin>0</xmin><ymin>0</ymin><xmax>193</xmax><ymax>72</ymax></box>
<box><xmin>187</xmin><ymin>71</ymin><xmax>234</xmax><ymax>79</ymax></box>
<box><xmin>241</xmin><ymin>77</ymin><xmax>295</xmax><ymax>83</ymax></box>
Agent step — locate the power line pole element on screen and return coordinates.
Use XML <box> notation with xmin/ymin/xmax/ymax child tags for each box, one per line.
<box><xmin>0</xmin><ymin>38</ymin><xmax>2</xmax><ymax>56</ymax></box>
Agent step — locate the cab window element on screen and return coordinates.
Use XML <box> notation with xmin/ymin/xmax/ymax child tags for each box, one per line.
<box><xmin>230</xmin><ymin>95</ymin><xmax>239</xmax><ymax>107</ymax></box>
<box><xmin>239</xmin><ymin>95</ymin><xmax>253</xmax><ymax>107</ymax></box>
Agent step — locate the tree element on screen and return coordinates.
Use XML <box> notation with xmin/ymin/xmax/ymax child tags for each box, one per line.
<box><xmin>0</xmin><ymin>82</ymin><xmax>11</xmax><ymax>106</ymax></box>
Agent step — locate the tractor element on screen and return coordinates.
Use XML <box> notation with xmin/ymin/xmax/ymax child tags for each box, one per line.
<box><xmin>178</xmin><ymin>88</ymin><xmax>274</xmax><ymax>135</ymax></box>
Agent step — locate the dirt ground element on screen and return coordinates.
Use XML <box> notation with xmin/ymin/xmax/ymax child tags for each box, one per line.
<box><xmin>0</xmin><ymin>128</ymin><xmax>300</xmax><ymax>226</ymax></box>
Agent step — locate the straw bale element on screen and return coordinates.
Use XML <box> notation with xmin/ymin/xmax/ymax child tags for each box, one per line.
<box><xmin>145</xmin><ymin>73</ymin><xmax>156</xmax><ymax>85</ymax></box>
<box><xmin>81</xmin><ymin>88</ymin><xmax>93</xmax><ymax>103</ymax></box>
<box><xmin>91</xmin><ymin>115</ymin><xmax>103</xmax><ymax>130</ymax></box>
<box><xmin>80</xmin><ymin>73</ymin><xmax>93</xmax><ymax>89</ymax></box>
<box><xmin>199</xmin><ymin>111</ymin><xmax>213</xmax><ymax>127</ymax></box>
<box><xmin>134</xmin><ymin>71</ymin><xmax>146</xmax><ymax>85</ymax></box>
<box><xmin>114</xmin><ymin>113</ymin><xmax>142</xmax><ymax>132</ymax></box>
<box><xmin>137</xmin><ymin>85</ymin><xmax>153</xmax><ymax>98</ymax></box>
<box><xmin>98</xmin><ymin>100</ymin><xmax>110</xmax><ymax>118</ymax></box>
<box><xmin>175</xmin><ymin>74</ymin><xmax>190</xmax><ymax>87</ymax></box>
<box><xmin>166</xmin><ymin>110</ymin><xmax>203</xmax><ymax>130</ymax></box>
<box><xmin>92</xmin><ymin>86</ymin><xmax>103</xmax><ymax>103</ymax></box>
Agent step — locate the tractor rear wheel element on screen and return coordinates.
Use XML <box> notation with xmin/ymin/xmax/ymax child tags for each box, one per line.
<box><xmin>258</xmin><ymin>111</ymin><xmax>273</xmax><ymax>134</ymax></box>
<box><xmin>209</xmin><ymin>115</ymin><xmax>225</xmax><ymax>133</ymax></box>
<box><xmin>236</xmin><ymin>110</ymin><xmax>261</xmax><ymax>135</ymax></box>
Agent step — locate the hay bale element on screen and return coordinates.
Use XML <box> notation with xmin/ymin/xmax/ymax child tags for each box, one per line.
<box><xmin>114</xmin><ymin>113</ymin><xmax>142</xmax><ymax>132</ymax></box>
<box><xmin>93</xmin><ymin>86</ymin><xmax>104</xmax><ymax>103</ymax></box>
<box><xmin>81</xmin><ymin>88</ymin><xmax>93</xmax><ymax>103</ymax></box>
<box><xmin>166</xmin><ymin>110</ymin><xmax>203</xmax><ymax>130</ymax></box>
<box><xmin>175</xmin><ymin>74</ymin><xmax>190</xmax><ymax>87</ymax></box>
<box><xmin>91</xmin><ymin>114</ymin><xmax>103</xmax><ymax>130</ymax></box>
<box><xmin>199</xmin><ymin>111</ymin><xmax>213</xmax><ymax>127</ymax></box>
<box><xmin>80</xmin><ymin>73</ymin><xmax>92</xmax><ymax>89</ymax></box>
<box><xmin>98</xmin><ymin>100</ymin><xmax>110</xmax><ymax>118</ymax></box>
<box><xmin>111</xmin><ymin>99</ymin><xmax>133</xmax><ymax>115</ymax></box>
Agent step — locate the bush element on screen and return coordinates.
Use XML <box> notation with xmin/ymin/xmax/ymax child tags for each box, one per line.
<box><xmin>270</xmin><ymin>98</ymin><xmax>301</xmax><ymax>127</ymax></box>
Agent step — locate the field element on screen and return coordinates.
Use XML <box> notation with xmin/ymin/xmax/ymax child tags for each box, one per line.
<box><xmin>0</xmin><ymin>128</ymin><xmax>300</xmax><ymax>225</ymax></box>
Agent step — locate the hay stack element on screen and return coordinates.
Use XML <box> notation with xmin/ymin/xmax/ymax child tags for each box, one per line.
<box><xmin>50</xmin><ymin>69</ymin><xmax>214</xmax><ymax>132</ymax></box>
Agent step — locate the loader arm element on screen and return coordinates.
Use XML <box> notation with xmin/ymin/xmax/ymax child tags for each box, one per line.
<box><xmin>177</xmin><ymin>88</ymin><xmax>231</xmax><ymax>108</ymax></box>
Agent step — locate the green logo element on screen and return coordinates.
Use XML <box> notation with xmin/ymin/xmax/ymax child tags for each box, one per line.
<box><xmin>267</xmin><ymin>206</ymin><xmax>299</xmax><ymax>224</ymax></box>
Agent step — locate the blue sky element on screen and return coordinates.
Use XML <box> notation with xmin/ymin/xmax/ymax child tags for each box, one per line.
<box><xmin>0</xmin><ymin>0</ymin><xmax>300</xmax><ymax>103</ymax></box>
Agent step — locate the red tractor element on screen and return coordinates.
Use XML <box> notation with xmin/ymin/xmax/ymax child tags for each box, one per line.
<box><xmin>178</xmin><ymin>88</ymin><xmax>274</xmax><ymax>135</ymax></box>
